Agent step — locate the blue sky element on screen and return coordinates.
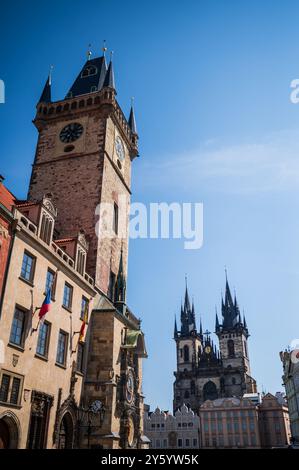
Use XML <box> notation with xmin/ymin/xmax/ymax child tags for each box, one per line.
<box><xmin>1</xmin><ymin>0</ymin><xmax>299</xmax><ymax>410</ymax></box>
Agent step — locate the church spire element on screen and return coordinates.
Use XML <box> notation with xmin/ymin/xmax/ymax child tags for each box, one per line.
<box><xmin>103</xmin><ymin>53</ymin><xmax>115</xmax><ymax>90</ymax></box>
<box><xmin>38</xmin><ymin>68</ymin><xmax>52</xmax><ymax>103</ymax></box>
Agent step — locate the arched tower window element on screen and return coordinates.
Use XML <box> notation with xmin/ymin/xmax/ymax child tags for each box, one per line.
<box><xmin>183</xmin><ymin>345</ymin><xmax>189</xmax><ymax>362</ymax></box>
<box><xmin>227</xmin><ymin>339</ymin><xmax>235</xmax><ymax>358</ymax></box>
<box><xmin>191</xmin><ymin>380</ymin><xmax>196</xmax><ymax>395</ymax></box>
<box><xmin>184</xmin><ymin>390</ymin><xmax>190</xmax><ymax>399</ymax></box>
<box><xmin>203</xmin><ymin>381</ymin><xmax>218</xmax><ymax>401</ymax></box>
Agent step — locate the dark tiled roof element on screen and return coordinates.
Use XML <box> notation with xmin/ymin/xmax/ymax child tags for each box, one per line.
<box><xmin>66</xmin><ymin>56</ymin><xmax>107</xmax><ymax>98</ymax></box>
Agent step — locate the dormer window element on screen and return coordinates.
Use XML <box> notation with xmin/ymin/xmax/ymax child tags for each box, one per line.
<box><xmin>39</xmin><ymin>212</ymin><xmax>54</xmax><ymax>245</ymax></box>
<box><xmin>66</xmin><ymin>91</ymin><xmax>73</xmax><ymax>99</ymax></box>
<box><xmin>76</xmin><ymin>247</ymin><xmax>86</xmax><ymax>276</ymax></box>
<box><xmin>81</xmin><ymin>66</ymin><xmax>97</xmax><ymax>78</ymax></box>
<box><xmin>90</xmin><ymin>86</ymin><xmax>97</xmax><ymax>92</ymax></box>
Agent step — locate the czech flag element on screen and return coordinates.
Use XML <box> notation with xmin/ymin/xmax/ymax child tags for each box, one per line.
<box><xmin>39</xmin><ymin>289</ymin><xmax>51</xmax><ymax>319</ymax></box>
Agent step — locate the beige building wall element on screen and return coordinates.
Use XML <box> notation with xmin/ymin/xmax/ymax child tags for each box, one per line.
<box><xmin>0</xmin><ymin>208</ymin><xmax>96</xmax><ymax>448</ymax></box>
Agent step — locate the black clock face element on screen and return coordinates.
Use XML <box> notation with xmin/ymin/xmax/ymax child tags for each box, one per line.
<box><xmin>59</xmin><ymin>123</ymin><xmax>83</xmax><ymax>143</ymax></box>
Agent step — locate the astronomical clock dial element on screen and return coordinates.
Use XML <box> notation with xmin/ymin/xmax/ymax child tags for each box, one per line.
<box><xmin>126</xmin><ymin>370</ymin><xmax>135</xmax><ymax>404</ymax></box>
<box><xmin>115</xmin><ymin>135</ymin><xmax>125</xmax><ymax>161</ymax></box>
<box><xmin>59</xmin><ymin>122</ymin><xmax>84</xmax><ymax>143</ymax></box>
<box><xmin>204</xmin><ymin>346</ymin><xmax>211</xmax><ymax>355</ymax></box>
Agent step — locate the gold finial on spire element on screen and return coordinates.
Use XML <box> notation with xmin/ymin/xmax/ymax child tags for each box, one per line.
<box><xmin>102</xmin><ymin>39</ymin><xmax>107</xmax><ymax>56</ymax></box>
<box><xmin>87</xmin><ymin>44</ymin><xmax>92</xmax><ymax>60</ymax></box>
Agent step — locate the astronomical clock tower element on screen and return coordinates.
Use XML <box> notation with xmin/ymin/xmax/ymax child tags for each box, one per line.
<box><xmin>28</xmin><ymin>48</ymin><xmax>148</xmax><ymax>449</ymax></box>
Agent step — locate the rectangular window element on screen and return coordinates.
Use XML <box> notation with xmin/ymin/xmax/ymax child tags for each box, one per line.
<box><xmin>185</xmin><ymin>438</ymin><xmax>190</xmax><ymax>447</ymax></box>
<box><xmin>178</xmin><ymin>438</ymin><xmax>182</xmax><ymax>447</ymax></box>
<box><xmin>77</xmin><ymin>343</ymin><xmax>84</xmax><ymax>373</ymax></box>
<box><xmin>20</xmin><ymin>251</ymin><xmax>35</xmax><ymax>283</ymax></box>
<box><xmin>81</xmin><ymin>296</ymin><xmax>89</xmax><ymax>320</ymax></box>
<box><xmin>45</xmin><ymin>269</ymin><xmax>56</xmax><ymax>298</ymax></box>
<box><xmin>36</xmin><ymin>321</ymin><xmax>51</xmax><ymax>358</ymax></box>
<box><xmin>0</xmin><ymin>370</ymin><xmax>23</xmax><ymax>405</ymax></box>
<box><xmin>56</xmin><ymin>330</ymin><xmax>68</xmax><ymax>366</ymax></box>
<box><xmin>10</xmin><ymin>377</ymin><xmax>21</xmax><ymax>404</ymax></box>
<box><xmin>9</xmin><ymin>307</ymin><xmax>26</xmax><ymax>347</ymax></box>
<box><xmin>0</xmin><ymin>374</ymin><xmax>10</xmax><ymax>402</ymax></box>
<box><xmin>62</xmin><ymin>283</ymin><xmax>73</xmax><ymax>310</ymax></box>
<box><xmin>113</xmin><ymin>203</ymin><xmax>118</xmax><ymax>235</ymax></box>
<box><xmin>193</xmin><ymin>438</ymin><xmax>197</xmax><ymax>447</ymax></box>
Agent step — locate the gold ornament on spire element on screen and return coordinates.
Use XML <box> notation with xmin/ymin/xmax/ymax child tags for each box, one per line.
<box><xmin>87</xmin><ymin>44</ymin><xmax>92</xmax><ymax>60</ymax></box>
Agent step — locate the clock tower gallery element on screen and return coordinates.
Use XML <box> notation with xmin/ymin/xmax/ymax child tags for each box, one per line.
<box><xmin>27</xmin><ymin>51</ymin><xmax>147</xmax><ymax>449</ymax></box>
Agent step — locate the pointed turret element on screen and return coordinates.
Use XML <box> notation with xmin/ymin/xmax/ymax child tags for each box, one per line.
<box><xmin>39</xmin><ymin>73</ymin><xmax>52</xmax><ymax>103</ymax></box>
<box><xmin>243</xmin><ymin>314</ymin><xmax>247</xmax><ymax>330</ymax></box>
<box><xmin>103</xmin><ymin>57</ymin><xmax>115</xmax><ymax>90</ymax></box>
<box><xmin>184</xmin><ymin>282</ymin><xmax>191</xmax><ymax>313</ymax></box>
<box><xmin>114</xmin><ymin>248</ymin><xmax>126</xmax><ymax>314</ymax></box>
<box><xmin>199</xmin><ymin>319</ymin><xmax>203</xmax><ymax>337</ymax></box>
<box><xmin>128</xmin><ymin>104</ymin><xmax>137</xmax><ymax>134</ymax></box>
<box><xmin>215</xmin><ymin>310</ymin><xmax>220</xmax><ymax>332</ymax></box>
<box><xmin>174</xmin><ymin>316</ymin><xmax>178</xmax><ymax>339</ymax></box>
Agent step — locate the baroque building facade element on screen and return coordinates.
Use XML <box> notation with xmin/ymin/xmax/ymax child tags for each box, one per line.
<box><xmin>144</xmin><ymin>404</ymin><xmax>200</xmax><ymax>449</ymax></box>
<box><xmin>0</xmin><ymin>49</ymin><xmax>147</xmax><ymax>449</ymax></box>
<box><xmin>280</xmin><ymin>348</ymin><xmax>299</xmax><ymax>445</ymax></box>
<box><xmin>173</xmin><ymin>278</ymin><xmax>257</xmax><ymax>413</ymax></box>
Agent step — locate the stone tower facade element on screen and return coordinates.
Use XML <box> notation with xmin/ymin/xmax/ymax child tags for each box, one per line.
<box><xmin>173</xmin><ymin>278</ymin><xmax>257</xmax><ymax>413</ymax></box>
<box><xmin>28</xmin><ymin>54</ymin><xmax>138</xmax><ymax>293</ymax></box>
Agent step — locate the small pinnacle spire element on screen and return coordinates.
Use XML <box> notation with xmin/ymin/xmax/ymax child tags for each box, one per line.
<box><xmin>174</xmin><ymin>316</ymin><xmax>178</xmax><ymax>338</ymax></box>
<box><xmin>38</xmin><ymin>68</ymin><xmax>52</xmax><ymax>103</ymax></box>
<box><xmin>200</xmin><ymin>318</ymin><xmax>203</xmax><ymax>336</ymax></box>
<box><xmin>103</xmin><ymin>52</ymin><xmax>115</xmax><ymax>89</ymax></box>
<box><xmin>128</xmin><ymin>97</ymin><xmax>138</xmax><ymax>134</ymax></box>
<box><xmin>215</xmin><ymin>307</ymin><xmax>220</xmax><ymax>332</ymax></box>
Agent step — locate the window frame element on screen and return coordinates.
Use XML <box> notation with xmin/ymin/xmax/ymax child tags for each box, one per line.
<box><xmin>45</xmin><ymin>268</ymin><xmax>56</xmax><ymax>300</ymax></box>
<box><xmin>9</xmin><ymin>306</ymin><xmax>27</xmax><ymax>348</ymax></box>
<box><xmin>36</xmin><ymin>321</ymin><xmax>51</xmax><ymax>359</ymax></box>
<box><xmin>0</xmin><ymin>369</ymin><xmax>24</xmax><ymax>406</ymax></box>
<box><xmin>76</xmin><ymin>342</ymin><xmax>85</xmax><ymax>374</ymax></box>
<box><xmin>80</xmin><ymin>296</ymin><xmax>89</xmax><ymax>321</ymax></box>
<box><xmin>20</xmin><ymin>250</ymin><xmax>36</xmax><ymax>284</ymax></box>
<box><xmin>56</xmin><ymin>330</ymin><xmax>69</xmax><ymax>367</ymax></box>
<box><xmin>62</xmin><ymin>282</ymin><xmax>73</xmax><ymax>311</ymax></box>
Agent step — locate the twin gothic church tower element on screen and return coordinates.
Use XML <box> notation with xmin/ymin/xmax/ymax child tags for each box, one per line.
<box><xmin>173</xmin><ymin>277</ymin><xmax>257</xmax><ymax>413</ymax></box>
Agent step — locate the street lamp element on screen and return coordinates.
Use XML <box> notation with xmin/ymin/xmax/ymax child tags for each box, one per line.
<box><xmin>77</xmin><ymin>400</ymin><xmax>105</xmax><ymax>448</ymax></box>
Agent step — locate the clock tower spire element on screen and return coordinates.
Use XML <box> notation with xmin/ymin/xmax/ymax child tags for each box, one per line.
<box><xmin>28</xmin><ymin>52</ymin><xmax>139</xmax><ymax>293</ymax></box>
